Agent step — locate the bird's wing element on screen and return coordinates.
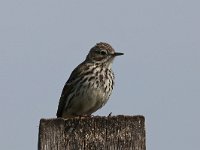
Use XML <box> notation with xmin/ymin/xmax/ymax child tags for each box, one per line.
<box><xmin>56</xmin><ymin>83</ymin><xmax>72</xmax><ymax>118</ymax></box>
<box><xmin>56</xmin><ymin>62</ymin><xmax>90</xmax><ymax>117</ymax></box>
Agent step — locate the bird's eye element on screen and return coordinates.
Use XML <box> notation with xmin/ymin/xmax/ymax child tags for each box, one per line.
<box><xmin>95</xmin><ymin>50</ymin><xmax>107</xmax><ymax>55</ymax></box>
<box><xmin>100</xmin><ymin>50</ymin><xmax>107</xmax><ymax>55</ymax></box>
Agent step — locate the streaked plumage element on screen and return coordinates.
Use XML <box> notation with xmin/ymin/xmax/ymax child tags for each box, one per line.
<box><xmin>56</xmin><ymin>42</ymin><xmax>123</xmax><ymax>118</ymax></box>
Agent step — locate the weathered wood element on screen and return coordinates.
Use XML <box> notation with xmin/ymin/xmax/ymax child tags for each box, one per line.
<box><xmin>38</xmin><ymin>115</ymin><xmax>145</xmax><ymax>150</ymax></box>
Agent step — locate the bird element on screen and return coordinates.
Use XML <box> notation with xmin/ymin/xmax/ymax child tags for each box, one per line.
<box><xmin>56</xmin><ymin>42</ymin><xmax>123</xmax><ymax>118</ymax></box>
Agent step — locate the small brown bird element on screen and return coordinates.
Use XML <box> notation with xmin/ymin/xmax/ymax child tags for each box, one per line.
<box><xmin>56</xmin><ymin>42</ymin><xmax>123</xmax><ymax>118</ymax></box>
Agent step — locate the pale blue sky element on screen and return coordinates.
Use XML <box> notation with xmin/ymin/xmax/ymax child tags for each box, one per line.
<box><xmin>0</xmin><ymin>0</ymin><xmax>200</xmax><ymax>150</ymax></box>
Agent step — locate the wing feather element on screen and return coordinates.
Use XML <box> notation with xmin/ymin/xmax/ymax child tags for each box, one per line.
<box><xmin>56</xmin><ymin>61</ymin><xmax>91</xmax><ymax>117</ymax></box>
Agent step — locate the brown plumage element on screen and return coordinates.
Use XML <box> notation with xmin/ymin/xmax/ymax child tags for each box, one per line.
<box><xmin>56</xmin><ymin>42</ymin><xmax>123</xmax><ymax>118</ymax></box>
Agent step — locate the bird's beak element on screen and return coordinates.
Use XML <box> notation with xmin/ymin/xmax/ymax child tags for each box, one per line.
<box><xmin>114</xmin><ymin>52</ymin><xmax>124</xmax><ymax>56</ymax></box>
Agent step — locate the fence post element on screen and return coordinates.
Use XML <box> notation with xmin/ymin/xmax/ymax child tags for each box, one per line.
<box><xmin>38</xmin><ymin>115</ymin><xmax>146</xmax><ymax>150</ymax></box>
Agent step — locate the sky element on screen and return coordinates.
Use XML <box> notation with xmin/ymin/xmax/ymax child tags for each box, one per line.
<box><xmin>0</xmin><ymin>0</ymin><xmax>200</xmax><ymax>150</ymax></box>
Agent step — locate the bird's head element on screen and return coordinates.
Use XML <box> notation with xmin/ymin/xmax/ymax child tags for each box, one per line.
<box><xmin>86</xmin><ymin>42</ymin><xmax>123</xmax><ymax>68</ymax></box>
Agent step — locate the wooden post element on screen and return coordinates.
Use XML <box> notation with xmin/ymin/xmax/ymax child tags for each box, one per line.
<box><xmin>38</xmin><ymin>115</ymin><xmax>145</xmax><ymax>150</ymax></box>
